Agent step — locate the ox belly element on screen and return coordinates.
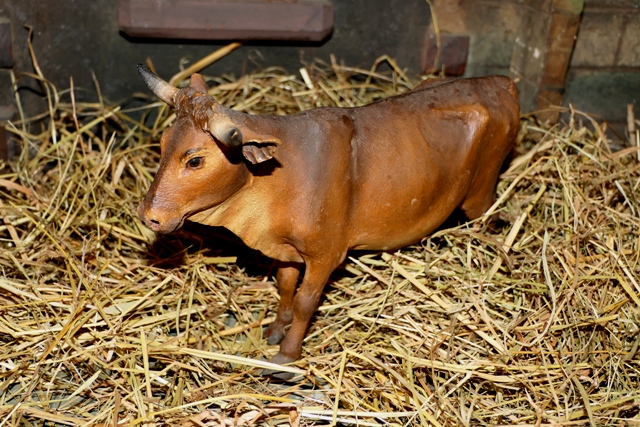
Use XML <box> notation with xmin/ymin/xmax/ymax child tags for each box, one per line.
<box><xmin>347</xmin><ymin>168</ymin><xmax>472</xmax><ymax>251</ymax></box>
<box><xmin>345</xmin><ymin>116</ymin><xmax>483</xmax><ymax>251</ymax></box>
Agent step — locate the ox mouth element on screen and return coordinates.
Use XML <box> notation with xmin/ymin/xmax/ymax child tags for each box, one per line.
<box><xmin>150</xmin><ymin>216</ymin><xmax>186</xmax><ymax>234</ymax></box>
<box><xmin>168</xmin><ymin>216</ymin><xmax>186</xmax><ymax>234</ymax></box>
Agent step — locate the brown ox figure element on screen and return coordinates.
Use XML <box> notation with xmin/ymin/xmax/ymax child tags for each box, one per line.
<box><xmin>137</xmin><ymin>65</ymin><xmax>519</xmax><ymax>376</ymax></box>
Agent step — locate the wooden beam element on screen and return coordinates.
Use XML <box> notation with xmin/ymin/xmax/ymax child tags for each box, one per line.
<box><xmin>119</xmin><ymin>0</ymin><xmax>333</xmax><ymax>42</ymax></box>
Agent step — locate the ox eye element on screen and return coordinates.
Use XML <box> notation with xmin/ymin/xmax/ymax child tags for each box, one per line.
<box><xmin>186</xmin><ymin>157</ymin><xmax>204</xmax><ymax>169</ymax></box>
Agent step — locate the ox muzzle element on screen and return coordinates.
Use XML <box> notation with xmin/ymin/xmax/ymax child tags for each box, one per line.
<box><xmin>137</xmin><ymin>198</ymin><xmax>183</xmax><ymax>234</ymax></box>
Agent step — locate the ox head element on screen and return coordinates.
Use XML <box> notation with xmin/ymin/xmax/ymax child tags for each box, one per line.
<box><xmin>136</xmin><ymin>65</ymin><xmax>281</xmax><ymax>233</ymax></box>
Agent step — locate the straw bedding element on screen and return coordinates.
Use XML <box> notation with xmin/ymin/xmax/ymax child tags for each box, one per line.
<box><xmin>1</xmin><ymin>51</ymin><xmax>639</xmax><ymax>426</ymax></box>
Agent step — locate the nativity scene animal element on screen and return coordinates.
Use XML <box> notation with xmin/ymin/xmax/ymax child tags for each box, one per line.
<box><xmin>136</xmin><ymin>65</ymin><xmax>519</xmax><ymax>376</ymax></box>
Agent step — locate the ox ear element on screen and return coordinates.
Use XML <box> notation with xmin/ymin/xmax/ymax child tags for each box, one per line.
<box><xmin>207</xmin><ymin>111</ymin><xmax>281</xmax><ymax>164</ymax></box>
<box><xmin>238</xmin><ymin>127</ymin><xmax>282</xmax><ymax>165</ymax></box>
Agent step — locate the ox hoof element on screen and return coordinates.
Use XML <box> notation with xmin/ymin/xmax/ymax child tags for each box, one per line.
<box><xmin>261</xmin><ymin>353</ymin><xmax>297</xmax><ymax>380</ymax></box>
<box><xmin>264</xmin><ymin>324</ymin><xmax>286</xmax><ymax>345</ymax></box>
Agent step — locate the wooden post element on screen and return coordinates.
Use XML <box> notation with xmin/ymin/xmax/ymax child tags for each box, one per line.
<box><xmin>421</xmin><ymin>33</ymin><xmax>470</xmax><ymax>77</ymax></box>
<box><xmin>511</xmin><ymin>0</ymin><xmax>584</xmax><ymax>122</ymax></box>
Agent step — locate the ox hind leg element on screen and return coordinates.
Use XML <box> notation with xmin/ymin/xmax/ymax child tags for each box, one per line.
<box><xmin>264</xmin><ymin>263</ymin><xmax>301</xmax><ymax>345</ymax></box>
<box><xmin>460</xmin><ymin>172</ymin><xmax>501</xmax><ymax>222</ymax></box>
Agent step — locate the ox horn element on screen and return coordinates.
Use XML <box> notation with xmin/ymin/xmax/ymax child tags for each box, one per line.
<box><xmin>137</xmin><ymin>64</ymin><xmax>178</xmax><ymax>107</ymax></box>
<box><xmin>207</xmin><ymin>114</ymin><xmax>243</xmax><ymax>148</ymax></box>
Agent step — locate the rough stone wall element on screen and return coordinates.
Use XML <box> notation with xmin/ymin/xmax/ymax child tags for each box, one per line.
<box><xmin>566</xmin><ymin>0</ymin><xmax>640</xmax><ymax>126</ymax></box>
<box><xmin>425</xmin><ymin>0</ymin><xmax>522</xmax><ymax>77</ymax></box>
<box><xmin>429</xmin><ymin>0</ymin><xmax>638</xmax><ymax>130</ymax></box>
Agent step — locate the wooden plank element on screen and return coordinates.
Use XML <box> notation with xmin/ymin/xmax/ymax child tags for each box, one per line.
<box><xmin>118</xmin><ymin>0</ymin><xmax>333</xmax><ymax>42</ymax></box>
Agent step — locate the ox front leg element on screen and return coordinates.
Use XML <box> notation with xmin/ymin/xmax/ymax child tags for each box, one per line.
<box><xmin>264</xmin><ymin>263</ymin><xmax>301</xmax><ymax>345</ymax></box>
<box><xmin>263</xmin><ymin>258</ymin><xmax>338</xmax><ymax>379</ymax></box>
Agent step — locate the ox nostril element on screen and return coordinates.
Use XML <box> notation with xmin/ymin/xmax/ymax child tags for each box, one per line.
<box><xmin>144</xmin><ymin>218</ymin><xmax>163</xmax><ymax>232</ymax></box>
